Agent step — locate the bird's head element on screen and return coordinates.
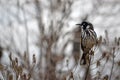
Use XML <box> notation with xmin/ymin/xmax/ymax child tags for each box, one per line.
<box><xmin>76</xmin><ymin>21</ymin><xmax>94</xmax><ymax>30</ymax></box>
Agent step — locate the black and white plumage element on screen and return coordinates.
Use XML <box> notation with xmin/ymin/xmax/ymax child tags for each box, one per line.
<box><xmin>77</xmin><ymin>21</ymin><xmax>97</xmax><ymax>65</ymax></box>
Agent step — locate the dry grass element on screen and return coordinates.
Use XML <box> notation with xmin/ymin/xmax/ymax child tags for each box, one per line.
<box><xmin>0</xmin><ymin>31</ymin><xmax>120</xmax><ymax>80</ymax></box>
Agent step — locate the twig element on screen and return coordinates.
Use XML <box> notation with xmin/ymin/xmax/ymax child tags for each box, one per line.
<box><xmin>84</xmin><ymin>57</ymin><xmax>91</xmax><ymax>80</ymax></box>
<box><xmin>109</xmin><ymin>48</ymin><xmax>115</xmax><ymax>80</ymax></box>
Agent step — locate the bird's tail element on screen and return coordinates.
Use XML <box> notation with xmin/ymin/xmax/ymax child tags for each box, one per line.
<box><xmin>80</xmin><ymin>52</ymin><xmax>89</xmax><ymax>65</ymax></box>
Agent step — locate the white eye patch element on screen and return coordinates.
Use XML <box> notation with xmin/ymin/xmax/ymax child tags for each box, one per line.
<box><xmin>86</xmin><ymin>25</ymin><xmax>90</xmax><ymax>29</ymax></box>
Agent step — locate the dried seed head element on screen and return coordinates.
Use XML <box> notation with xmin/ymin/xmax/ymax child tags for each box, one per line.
<box><xmin>24</xmin><ymin>51</ymin><xmax>27</xmax><ymax>60</ymax></box>
<box><xmin>106</xmin><ymin>53</ymin><xmax>110</xmax><ymax>62</ymax></box>
<box><xmin>22</xmin><ymin>74</ymin><xmax>27</xmax><ymax>80</ymax></box>
<box><xmin>9</xmin><ymin>52</ymin><xmax>12</xmax><ymax>61</ymax></box>
<box><xmin>8</xmin><ymin>74</ymin><xmax>13</xmax><ymax>80</ymax></box>
<box><xmin>28</xmin><ymin>73</ymin><xmax>31</xmax><ymax>80</ymax></box>
<box><xmin>33</xmin><ymin>54</ymin><xmax>36</xmax><ymax>63</ymax></box>
<box><xmin>15</xmin><ymin>57</ymin><xmax>18</xmax><ymax>65</ymax></box>
<box><xmin>66</xmin><ymin>59</ymin><xmax>69</xmax><ymax>67</ymax></box>
<box><xmin>97</xmin><ymin>36</ymin><xmax>102</xmax><ymax>45</ymax></box>
<box><xmin>18</xmin><ymin>66</ymin><xmax>23</xmax><ymax>76</ymax></box>
<box><xmin>103</xmin><ymin>75</ymin><xmax>108</xmax><ymax>80</ymax></box>
<box><xmin>90</xmin><ymin>50</ymin><xmax>94</xmax><ymax>55</ymax></box>
<box><xmin>69</xmin><ymin>72</ymin><xmax>74</xmax><ymax>80</ymax></box>
<box><xmin>102</xmin><ymin>52</ymin><xmax>107</xmax><ymax>58</ymax></box>
<box><xmin>118</xmin><ymin>37</ymin><xmax>120</xmax><ymax>45</ymax></box>
<box><xmin>96</xmin><ymin>60</ymin><xmax>100</xmax><ymax>67</ymax></box>
<box><xmin>103</xmin><ymin>39</ymin><xmax>106</xmax><ymax>44</ymax></box>
<box><xmin>117</xmin><ymin>40</ymin><xmax>119</xmax><ymax>46</ymax></box>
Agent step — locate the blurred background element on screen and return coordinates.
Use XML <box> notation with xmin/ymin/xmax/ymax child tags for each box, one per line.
<box><xmin>0</xmin><ymin>0</ymin><xmax>120</xmax><ymax>80</ymax></box>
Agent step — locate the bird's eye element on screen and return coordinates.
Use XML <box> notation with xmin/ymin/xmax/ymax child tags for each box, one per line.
<box><xmin>83</xmin><ymin>23</ymin><xmax>86</xmax><ymax>26</ymax></box>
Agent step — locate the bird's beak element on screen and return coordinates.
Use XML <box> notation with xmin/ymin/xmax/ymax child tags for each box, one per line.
<box><xmin>74</xmin><ymin>24</ymin><xmax>81</xmax><ymax>32</ymax></box>
<box><xmin>76</xmin><ymin>24</ymin><xmax>81</xmax><ymax>26</ymax></box>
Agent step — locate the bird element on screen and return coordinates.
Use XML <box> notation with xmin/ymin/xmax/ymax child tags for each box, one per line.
<box><xmin>76</xmin><ymin>21</ymin><xmax>97</xmax><ymax>65</ymax></box>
